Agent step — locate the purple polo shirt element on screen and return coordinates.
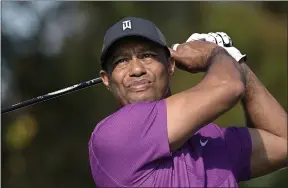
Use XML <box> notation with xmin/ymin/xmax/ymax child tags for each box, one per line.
<box><xmin>89</xmin><ymin>100</ymin><xmax>252</xmax><ymax>187</ymax></box>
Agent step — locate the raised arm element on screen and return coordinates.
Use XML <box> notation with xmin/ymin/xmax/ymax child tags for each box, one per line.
<box><xmin>166</xmin><ymin>41</ymin><xmax>246</xmax><ymax>151</ymax></box>
<box><xmin>240</xmin><ymin>63</ymin><xmax>287</xmax><ymax>178</ymax></box>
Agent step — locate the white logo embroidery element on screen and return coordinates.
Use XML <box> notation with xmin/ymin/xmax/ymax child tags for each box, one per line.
<box><xmin>122</xmin><ymin>20</ymin><xmax>132</xmax><ymax>31</ymax></box>
<box><xmin>200</xmin><ymin>139</ymin><xmax>208</xmax><ymax>147</ymax></box>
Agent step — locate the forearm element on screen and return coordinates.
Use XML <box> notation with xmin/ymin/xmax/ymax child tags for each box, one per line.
<box><xmin>241</xmin><ymin>63</ymin><xmax>287</xmax><ymax>138</ymax></box>
<box><xmin>186</xmin><ymin>48</ymin><xmax>247</xmax><ymax>129</ymax></box>
<box><xmin>204</xmin><ymin>47</ymin><xmax>246</xmax><ymax>88</ymax></box>
<box><xmin>166</xmin><ymin>48</ymin><xmax>246</xmax><ymax>151</ymax></box>
<box><xmin>189</xmin><ymin>47</ymin><xmax>247</xmax><ymax>94</ymax></box>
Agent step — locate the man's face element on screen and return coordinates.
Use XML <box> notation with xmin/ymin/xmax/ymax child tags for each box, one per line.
<box><xmin>100</xmin><ymin>37</ymin><xmax>175</xmax><ymax>106</ymax></box>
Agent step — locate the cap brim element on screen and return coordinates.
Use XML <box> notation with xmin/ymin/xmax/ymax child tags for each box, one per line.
<box><xmin>100</xmin><ymin>34</ymin><xmax>170</xmax><ymax>64</ymax></box>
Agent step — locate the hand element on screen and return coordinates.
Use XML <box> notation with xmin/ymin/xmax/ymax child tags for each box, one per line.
<box><xmin>185</xmin><ymin>32</ymin><xmax>247</xmax><ymax>62</ymax></box>
<box><xmin>185</xmin><ymin>32</ymin><xmax>249</xmax><ymax>83</ymax></box>
<box><xmin>169</xmin><ymin>40</ymin><xmax>223</xmax><ymax>73</ymax></box>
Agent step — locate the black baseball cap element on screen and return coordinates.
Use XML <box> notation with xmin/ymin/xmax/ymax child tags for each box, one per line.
<box><xmin>100</xmin><ymin>17</ymin><xmax>170</xmax><ymax>67</ymax></box>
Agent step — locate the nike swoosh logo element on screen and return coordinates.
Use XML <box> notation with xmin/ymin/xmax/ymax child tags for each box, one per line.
<box><xmin>200</xmin><ymin>139</ymin><xmax>208</xmax><ymax>146</ymax></box>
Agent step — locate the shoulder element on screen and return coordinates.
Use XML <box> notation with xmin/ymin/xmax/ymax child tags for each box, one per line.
<box><xmin>91</xmin><ymin>100</ymin><xmax>166</xmax><ymax>136</ymax></box>
<box><xmin>88</xmin><ymin>100</ymin><xmax>170</xmax><ymax>186</ymax></box>
<box><xmin>89</xmin><ymin>100</ymin><xmax>168</xmax><ymax>151</ymax></box>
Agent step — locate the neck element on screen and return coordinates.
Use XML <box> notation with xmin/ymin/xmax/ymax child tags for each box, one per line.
<box><xmin>116</xmin><ymin>88</ymin><xmax>172</xmax><ymax>109</ymax></box>
<box><xmin>165</xmin><ymin>88</ymin><xmax>172</xmax><ymax>98</ymax></box>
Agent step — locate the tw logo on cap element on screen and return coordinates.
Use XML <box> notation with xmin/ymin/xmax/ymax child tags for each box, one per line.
<box><xmin>122</xmin><ymin>20</ymin><xmax>132</xmax><ymax>31</ymax></box>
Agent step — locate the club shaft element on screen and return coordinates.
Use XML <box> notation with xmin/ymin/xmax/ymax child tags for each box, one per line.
<box><xmin>1</xmin><ymin>77</ymin><xmax>103</xmax><ymax>114</ymax></box>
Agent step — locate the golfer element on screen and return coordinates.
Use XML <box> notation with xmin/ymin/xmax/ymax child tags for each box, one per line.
<box><xmin>89</xmin><ymin>17</ymin><xmax>287</xmax><ymax>187</ymax></box>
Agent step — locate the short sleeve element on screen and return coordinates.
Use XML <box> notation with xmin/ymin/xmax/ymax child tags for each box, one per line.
<box><xmin>220</xmin><ymin>126</ymin><xmax>252</xmax><ymax>181</ymax></box>
<box><xmin>89</xmin><ymin>100</ymin><xmax>171</xmax><ymax>187</ymax></box>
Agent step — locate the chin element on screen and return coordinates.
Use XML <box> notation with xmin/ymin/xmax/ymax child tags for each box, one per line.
<box><xmin>128</xmin><ymin>92</ymin><xmax>160</xmax><ymax>104</ymax></box>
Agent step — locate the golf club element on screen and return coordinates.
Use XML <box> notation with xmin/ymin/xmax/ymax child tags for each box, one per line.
<box><xmin>1</xmin><ymin>77</ymin><xmax>103</xmax><ymax>114</ymax></box>
<box><xmin>1</xmin><ymin>43</ymin><xmax>179</xmax><ymax>115</ymax></box>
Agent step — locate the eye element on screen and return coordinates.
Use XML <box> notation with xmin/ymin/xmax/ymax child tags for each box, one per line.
<box><xmin>144</xmin><ymin>53</ymin><xmax>153</xmax><ymax>58</ymax></box>
<box><xmin>115</xmin><ymin>58</ymin><xmax>128</xmax><ymax>65</ymax></box>
<box><xmin>142</xmin><ymin>52</ymin><xmax>156</xmax><ymax>59</ymax></box>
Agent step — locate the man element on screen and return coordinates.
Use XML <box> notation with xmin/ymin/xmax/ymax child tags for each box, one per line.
<box><xmin>89</xmin><ymin>17</ymin><xmax>287</xmax><ymax>187</ymax></box>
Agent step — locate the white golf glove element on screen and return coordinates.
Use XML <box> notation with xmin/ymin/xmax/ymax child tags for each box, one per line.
<box><xmin>173</xmin><ymin>32</ymin><xmax>247</xmax><ymax>62</ymax></box>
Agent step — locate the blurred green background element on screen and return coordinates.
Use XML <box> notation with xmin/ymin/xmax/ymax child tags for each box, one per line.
<box><xmin>1</xmin><ymin>1</ymin><xmax>287</xmax><ymax>188</ymax></box>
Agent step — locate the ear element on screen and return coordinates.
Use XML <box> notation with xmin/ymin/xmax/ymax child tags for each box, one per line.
<box><xmin>168</xmin><ymin>57</ymin><xmax>175</xmax><ymax>76</ymax></box>
<box><xmin>100</xmin><ymin>70</ymin><xmax>110</xmax><ymax>90</ymax></box>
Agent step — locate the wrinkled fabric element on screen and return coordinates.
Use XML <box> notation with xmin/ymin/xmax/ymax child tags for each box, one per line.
<box><xmin>89</xmin><ymin>100</ymin><xmax>251</xmax><ymax>187</ymax></box>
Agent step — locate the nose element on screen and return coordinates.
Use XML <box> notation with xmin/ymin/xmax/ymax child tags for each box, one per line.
<box><xmin>129</xmin><ymin>58</ymin><xmax>147</xmax><ymax>77</ymax></box>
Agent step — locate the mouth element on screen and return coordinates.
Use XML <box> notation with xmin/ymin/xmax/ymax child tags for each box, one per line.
<box><xmin>128</xmin><ymin>79</ymin><xmax>152</xmax><ymax>92</ymax></box>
